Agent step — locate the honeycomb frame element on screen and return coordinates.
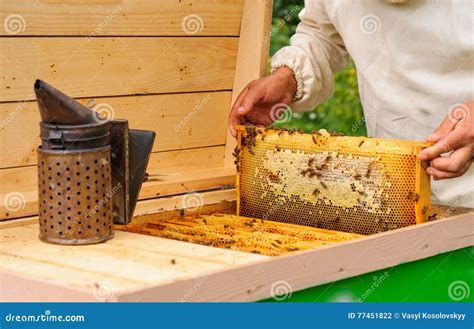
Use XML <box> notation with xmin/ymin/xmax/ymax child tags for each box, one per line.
<box><xmin>235</xmin><ymin>126</ymin><xmax>432</xmax><ymax>235</ymax></box>
<box><xmin>117</xmin><ymin>212</ymin><xmax>362</xmax><ymax>256</ymax></box>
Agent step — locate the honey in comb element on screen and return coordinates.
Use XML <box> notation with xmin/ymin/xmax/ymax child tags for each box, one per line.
<box><xmin>236</xmin><ymin>126</ymin><xmax>432</xmax><ymax>235</ymax></box>
<box><xmin>117</xmin><ymin>213</ymin><xmax>361</xmax><ymax>256</ymax></box>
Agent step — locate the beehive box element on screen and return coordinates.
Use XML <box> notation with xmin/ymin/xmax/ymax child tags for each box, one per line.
<box><xmin>0</xmin><ymin>0</ymin><xmax>472</xmax><ymax>302</ymax></box>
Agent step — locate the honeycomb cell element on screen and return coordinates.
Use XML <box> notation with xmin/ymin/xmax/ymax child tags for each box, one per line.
<box><xmin>117</xmin><ymin>213</ymin><xmax>362</xmax><ymax>256</ymax></box>
<box><xmin>236</xmin><ymin>126</ymin><xmax>431</xmax><ymax>235</ymax></box>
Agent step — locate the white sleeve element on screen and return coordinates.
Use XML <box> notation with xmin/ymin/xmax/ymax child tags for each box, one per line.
<box><xmin>271</xmin><ymin>0</ymin><xmax>349</xmax><ymax>112</ymax></box>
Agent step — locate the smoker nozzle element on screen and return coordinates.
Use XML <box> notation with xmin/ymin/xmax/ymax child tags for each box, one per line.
<box><xmin>35</xmin><ymin>79</ymin><xmax>97</xmax><ymax>125</ymax></box>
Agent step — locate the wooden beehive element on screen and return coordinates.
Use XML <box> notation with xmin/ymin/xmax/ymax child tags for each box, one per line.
<box><xmin>0</xmin><ymin>0</ymin><xmax>472</xmax><ymax>302</ymax></box>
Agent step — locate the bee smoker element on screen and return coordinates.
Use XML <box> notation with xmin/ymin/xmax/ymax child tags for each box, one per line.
<box><xmin>36</xmin><ymin>80</ymin><xmax>155</xmax><ymax>245</ymax></box>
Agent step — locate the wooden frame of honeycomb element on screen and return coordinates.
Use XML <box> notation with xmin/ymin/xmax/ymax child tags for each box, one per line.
<box><xmin>235</xmin><ymin>125</ymin><xmax>433</xmax><ymax>235</ymax></box>
<box><xmin>117</xmin><ymin>209</ymin><xmax>362</xmax><ymax>256</ymax></box>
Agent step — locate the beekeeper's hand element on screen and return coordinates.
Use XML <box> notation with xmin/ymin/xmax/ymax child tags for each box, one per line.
<box><xmin>228</xmin><ymin>66</ymin><xmax>297</xmax><ymax>137</ymax></box>
<box><xmin>420</xmin><ymin>101</ymin><xmax>474</xmax><ymax>180</ymax></box>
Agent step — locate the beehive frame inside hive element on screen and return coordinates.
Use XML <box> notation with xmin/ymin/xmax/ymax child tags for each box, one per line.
<box><xmin>117</xmin><ymin>211</ymin><xmax>363</xmax><ymax>256</ymax></box>
<box><xmin>235</xmin><ymin>126</ymin><xmax>432</xmax><ymax>235</ymax></box>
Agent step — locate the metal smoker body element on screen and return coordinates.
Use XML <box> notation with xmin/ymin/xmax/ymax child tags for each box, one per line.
<box><xmin>36</xmin><ymin>80</ymin><xmax>155</xmax><ymax>245</ymax></box>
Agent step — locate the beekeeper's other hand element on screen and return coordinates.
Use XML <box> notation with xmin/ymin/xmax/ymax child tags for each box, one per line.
<box><xmin>420</xmin><ymin>101</ymin><xmax>474</xmax><ymax>180</ymax></box>
<box><xmin>228</xmin><ymin>66</ymin><xmax>297</xmax><ymax>137</ymax></box>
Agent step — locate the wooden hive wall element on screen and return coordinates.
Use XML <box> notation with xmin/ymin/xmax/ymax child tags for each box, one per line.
<box><xmin>0</xmin><ymin>0</ymin><xmax>272</xmax><ymax>220</ymax></box>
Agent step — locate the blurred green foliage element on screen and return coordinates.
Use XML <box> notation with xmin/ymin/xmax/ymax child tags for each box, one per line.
<box><xmin>270</xmin><ymin>0</ymin><xmax>367</xmax><ymax>136</ymax></box>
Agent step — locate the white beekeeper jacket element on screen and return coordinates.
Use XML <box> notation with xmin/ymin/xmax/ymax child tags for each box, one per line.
<box><xmin>271</xmin><ymin>0</ymin><xmax>473</xmax><ymax>207</ymax></box>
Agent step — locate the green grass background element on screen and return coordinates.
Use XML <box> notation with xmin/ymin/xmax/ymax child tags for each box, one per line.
<box><xmin>270</xmin><ymin>0</ymin><xmax>367</xmax><ymax>136</ymax></box>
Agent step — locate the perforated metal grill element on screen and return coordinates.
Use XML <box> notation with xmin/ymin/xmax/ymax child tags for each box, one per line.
<box><xmin>38</xmin><ymin>146</ymin><xmax>114</xmax><ymax>245</ymax></box>
<box><xmin>236</xmin><ymin>126</ymin><xmax>432</xmax><ymax>235</ymax></box>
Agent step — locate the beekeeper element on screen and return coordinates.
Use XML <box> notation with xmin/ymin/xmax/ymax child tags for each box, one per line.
<box><xmin>229</xmin><ymin>0</ymin><xmax>473</xmax><ymax>207</ymax></box>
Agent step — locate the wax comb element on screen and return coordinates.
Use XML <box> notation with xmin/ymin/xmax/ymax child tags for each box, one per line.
<box><xmin>235</xmin><ymin>126</ymin><xmax>432</xmax><ymax>235</ymax></box>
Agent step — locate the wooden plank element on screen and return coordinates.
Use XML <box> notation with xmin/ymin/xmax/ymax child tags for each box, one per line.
<box><xmin>0</xmin><ymin>188</ymin><xmax>238</xmax><ymax>228</ymax></box>
<box><xmin>1</xmin><ymin>208</ymin><xmax>471</xmax><ymax>301</ymax></box>
<box><xmin>139</xmin><ymin>167</ymin><xmax>235</xmax><ymax>200</ymax></box>
<box><xmin>4</xmin><ymin>146</ymin><xmax>228</xmax><ymax>186</ymax></box>
<box><xmin>147</xmin><ymin>146</ymin><xmax>226</xmax><ymax>173</ymax></box>
<box><xmin>118</xmin><ymin>210</ymin><xmax>474</xmax><ymax>301</ymax></box>
<box><xmin>0</xmin><ymin>0</ymin><xmax>243</xmax><ymax>36</ymax></box>
<box><xmin>0</xmin><ymin>37</ymin><xmax>238</xmax><ymax>102</ymax></box>
<box><xmin>1</xmin><ymin>271</ymin><xmax>102</xmax><ymax>302</ymax></box>
<box><xmin>224</xmin><ymin>0</ymin><xmax>273</xmax><ymax>167</ymax></box>
<box><xmin>0</xmin><ymin>164</ymin><xmax>235</xmax><ymax>220</ymax></box>
<box><xmin>22</xmin><ymin>224</ymin><xmax>266</xmax><ymax>266</ymax></box>
<box><xmin>0</xmin><ymin>91</ymin><xmax>230</xmax><ymax>168</ymax></box>
<box><xmin>1</xmin><ymin>226</ymin><xmax>228</xmax><ymax>280</ymax></box>
<box><xmin>0</xmin><ymin>224</ymin><xmax>267</xmax><ymax>300</ymax></box>
<box><xmin>0</xmin><ymin>216</ymin><xmax>38</xmax><ymax>229</ymax></box>
<box><xmin>131</xmin><ymin>188</ymin><xmax>237</xmax><ymax>216</ymax></box>
<box><xmin>0</xmin><ymin>249</ymin><xmax>152</xmax><ymax>294</ymax></box>
<box><xmin>0</xmin><ymin>146</ymin><xmax>229</xmax><ymax>204</ymax></box>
